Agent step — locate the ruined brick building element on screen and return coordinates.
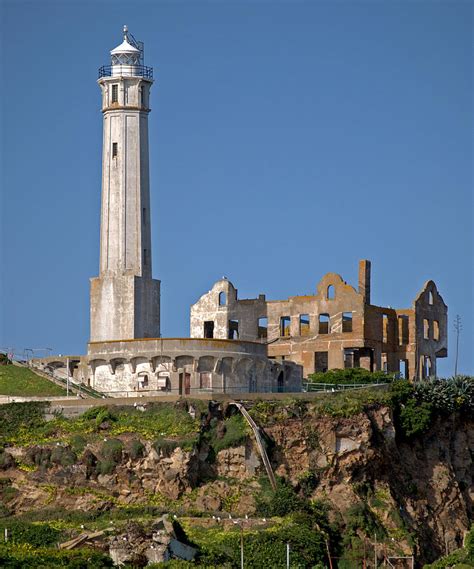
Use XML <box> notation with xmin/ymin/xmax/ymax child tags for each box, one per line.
<box><xmin>191</xmin><ymin>260</ymin><xmax>448</xmax><ymax>380</ymax></box>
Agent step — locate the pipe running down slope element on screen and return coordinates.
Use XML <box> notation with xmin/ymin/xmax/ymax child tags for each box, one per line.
<box><xmin>231</xmin><ymin>402</ymin><xmax>277</xmax><ymax>491</ymax></box>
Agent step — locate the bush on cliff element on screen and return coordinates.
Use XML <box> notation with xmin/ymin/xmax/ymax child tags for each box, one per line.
<box><xmin>308</xmin><ymin>368</ymin><xmax>395</xmax><ymax>386</ymax></box>
<box><xmin>0</xmin><ymin>544</ymin><xmax>114</xmax><ymax>568</ymax></box>
<box><xmin>0</xmin><ymin>520</ymin><xmax>62</xmax><ymax>547</ymax></box>
<box><xmin>0</xmin><ymin>402</ymin><xmax>48</xmax><ymax>444</ymax></box>
<box><xmin>183</xmin><ymin>516</ymin><xmax>329</xmax><ymax>568</ymax></box>
<box><xmin>256</xmin><ymin>478</ymin><xmax>306</xmax><ymax>517</ymax></box>
<box><xmin>389</xmin><ymin>377</ymin><xmax>474</xmax><ymax>439</ymax></box>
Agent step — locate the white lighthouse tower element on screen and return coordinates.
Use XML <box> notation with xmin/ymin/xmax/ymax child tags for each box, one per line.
<box><xmin>90</xmin><ymin>26</ymin><xmax>160</xmax><ymax>342</ymax></box>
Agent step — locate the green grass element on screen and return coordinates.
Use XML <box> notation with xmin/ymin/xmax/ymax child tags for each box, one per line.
<box><xmin>0</xmin><ymin>401</ymin><xmax>200</xmax><ymax>446</ymax></box>
<box><xmin>0</xmin><ymin>365</ymin><xmax>66</xmax><ymax>397</ymax></box>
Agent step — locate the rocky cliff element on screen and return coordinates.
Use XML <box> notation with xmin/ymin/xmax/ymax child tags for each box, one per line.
<box><xmin>0</xmin><ymin>393</ymin><xmax>472</xmax><ymax>566</ymax></box>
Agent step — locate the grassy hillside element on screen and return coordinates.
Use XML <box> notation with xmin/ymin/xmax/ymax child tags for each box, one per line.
<box><xmin>0</xmin><ymin>365</ymin><xmax>66</xmax><ymax>397</ymax></box>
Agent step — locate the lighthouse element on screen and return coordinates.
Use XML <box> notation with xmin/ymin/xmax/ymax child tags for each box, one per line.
<box><xmin>90</xmin><ymin>27</ymin><xmax>160</xmax><ymax>342</ymax></box>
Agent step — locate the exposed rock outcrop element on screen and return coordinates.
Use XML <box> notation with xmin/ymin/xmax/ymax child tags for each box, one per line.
<box><xmin>0</xmin><ymin>403</ymin><xmax>472</xmax><ymax>563</ymax></box>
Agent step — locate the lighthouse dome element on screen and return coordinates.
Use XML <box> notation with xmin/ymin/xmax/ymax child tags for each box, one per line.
<box><xmin>110</xmin><ymin>26</ymin><xmax>142</xmax><ymax>69</ymax></box>
<box><xmin>111</xmin><ymin>38</ymin><xmax>140</xmax><ymax>56</ymax></box>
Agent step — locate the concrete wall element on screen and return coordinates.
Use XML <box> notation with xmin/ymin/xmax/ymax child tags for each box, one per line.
<box><xmin>33</xmin><ymin>339</ymin><xmax>302</xmax><ymax>397</ymax></box>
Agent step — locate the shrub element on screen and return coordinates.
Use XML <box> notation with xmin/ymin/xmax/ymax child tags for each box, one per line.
<box><xmin>0</xmin><ymin>479</ymin><xmax>18</xmax><ymax>503</ymax></box>
<box><xmin>466</xmin><ymin>524</ymin><xmax>474</xmax><ymax>556</ymax></box>
<box><xmin>212</xmin><ymin>414</ymin><xmax>248</xmax><ymax>453</ymax></box>
<box><xmin>256</xmin><ymin>478</ymin><xmax>306</xmax><ymax>517</ymax></box>
<box><xmin>25</xmin><ymin>447</ymin><xmax>51</xmax><ymax>470</ymax></box>
<box><xmin>97</xmin><ymin>459</ymin><xmax>116</xmax><ymax>476</ymax></box>
<box><xmin>398</xmin><ymin>399</ymin><xmax>433</xmax><ymax>438</ymax></box>
<box><xmin>0</xmin><ymin>544</ymin><xmax>114</xmax><ymax>568</ymax></box>
<box><xmin>70</xmin><ymin>435</ymin><xmax>87</xmax><ymax>454</ymax></box>
<box><xmin>308</xmin><ymin>368</ymin><xmax>395</xmax><ymax>386</ymax></box>
<box><xmin>0</xmin><ymin>450</ymin><xmax>15</xmax><ymax>470</ymax></box>
<box><xmin>0</xmin><ymin>520</ymin><xmax>63</xmax><ymax>547</ymax></box>
<box><xmin>298</xmin><ymin>471</ymin><xmax>319</xmax><ymax>497</ymax></box>
<box><xmin>50</xmin><ymin>446</ymin><xmax>77</xmax><ymax>467</ymax></box>
<box><xmin>185</xmin><ymin>516</ymin><xmax>328</xmax><ymax>568</ymax></box>
<box><xmin>101</xmin><ymin>438</ymin><xmax>123</xmax><ymax>463</ymax></box>
<box><xmin>345</xmin><ymin>502</ymin><xmax>385</xmax><ymax>538</ymax></box>
<box><xmin>153</xmin><ymin>439</ymin><xmax>178</xmax><ymax>456</ymax></box>
<box><xmin>0</xmin><ymin>403</ymin><xmax>48</xmax><ymax>443</ymax></box>
<box><xmin>128</xmin><ymin>439</ymin><xmax>145</xmax><ymax>460</ymax></box>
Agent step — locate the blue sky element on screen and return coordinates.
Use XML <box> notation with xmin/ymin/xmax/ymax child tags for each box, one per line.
<box><xmin>1</xmin><ymin>1</ymin><xmax>472</xmax><ymax>375</ymax></box>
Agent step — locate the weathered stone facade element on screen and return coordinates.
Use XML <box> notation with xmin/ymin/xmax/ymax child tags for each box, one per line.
<box><xmin>33</xmin><ymin>338</ymin><xmax>301</xmax><ymax>397</ymax></box>
<box><xmin>190</xmin><ymin>260</ymin><xmax>448</xmax><ymax>380</ymax></box>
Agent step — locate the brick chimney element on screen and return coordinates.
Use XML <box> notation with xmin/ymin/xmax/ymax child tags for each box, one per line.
<box><xmin>358</xmin><ymin>260</ymin><xmax>371</xmax><ymax>304</ymax></box>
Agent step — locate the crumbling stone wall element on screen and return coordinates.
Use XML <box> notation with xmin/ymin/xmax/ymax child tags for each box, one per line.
<box><xmin>190</xmin><ymin>260</ymin><xmax>448</xmax><ymax>380</ymax></box>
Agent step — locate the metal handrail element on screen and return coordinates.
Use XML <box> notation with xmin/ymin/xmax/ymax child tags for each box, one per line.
<box><xmin>98</xmin><ymin>65</ymin><xmax>153</xmax><ymax>79</ymax></box>
<box><xmin>303</xmin><ymin>381</ymin><xmax>389</xmax><ymax>392</ymax></box>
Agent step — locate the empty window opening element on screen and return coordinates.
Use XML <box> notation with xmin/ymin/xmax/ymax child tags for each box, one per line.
<box><xmin>382</xmin><ymin>314</ymin><xmax>388</xmax><ymax>343</ymax></box>
<box><xmin>200</xmin><ymin>372</ymin><xmax>211</xmax><ymax>389</ymax></box>
<box><xmin>280</xmin><ymin>316</ymin><xmax>291</xmax><ymax>337</ymax></box>
<box><xmin>299</xmin><ymin>314</ymin><xmax>310</xmax><ymax>336</ymax></box>
<box><xmin>319</xmin><ymin>314</ymin><xmax>330</xmax><ymax>334</ymax></box>
<box><xmin>139</xmin><ymin>86</ymin><xmax>144</xmax><ymax>106</ymax></box>
<box><xmin>398</xmin><ymin>315</ymin><xmax>409</xmax><ymax>345</ymax></box>
<box><xmin>342</xmin><ymin>312</ymin><xmax>353</xmax><ymax>333</ymax></box>
<box><xmin>381</xmin><ymin>353</ymin><xmax>388</xmax><ymax>373</ymax></box>
<box><xmin>433</xmin><ymin>320</ymin><xmax>439</xmax><ymax>341</ymax></box>
<box><xmin>344</xmin><ymin>349</ymin><xmax>355</xmax><ymax>369</ymax></box>
<box><xmin>143</xmin><ymin>249</ymin><xmax>148</xmax><ymax>266</ymax></box>
<box><xmin>423</xmin><ymin>318</ymin><xmax>430</xmax><ymax>340</ymax></box>
<box><xmin>142</xmin><ymin>207</ymin><xmax>146</xmax><ymax>224</ymax></box>
<box><xmin>157</xmin><ymin>373</ymin><xmax>170</xmax><ymax>392</ymax></box>
<box><xmin>111</xmin><ymin>84</ymin><xmax>118</xmax><ymax>103</ymax></box>
<box><xmin>228</xmin><ymin>319</ymin><xmax>239</xmax><ymax>339</ymax></box>
<box><xmin>315</xmin><ymin>351</ymin><xmax>328</xmax><ymax>373</ymax></box>
<box><xmin>219</xmin><ymin>292</ymin><xmax>227</xmax><ymax>306</ymax></box>
<box><xmin>423</xmin><ymin>355</ymin><xmax>432</xmax><ymax>378</ymax></box>
<box><xmin>204</xmin><ymin>321</ymin><xmax>214</xmax><ymax>339</ymax></box>
<box><xmin>112</xmin><ymin>142</ymin><xmax>118</xmax><ymax>158</ymax></box>
<box><xmin>399</xmin><ymin>359</ymin><xmax>408</xmax><ymax>379</ymax></box>
<box><xmin>258</xmin><ymin>317</ymin><xmax>268</xmax><ymax>339</ymax></box>
<box><xmin>327</xmin><ymin>285</ymin><xmax>335</xmax><ymax>300</ymax></box>
<box><xmin>138</xmin><ymin>373</ymin><xmax>148</xmax><ymax>389</ymax></box>
<box><xmin>428</xmin><ymin>291</ymin><xmax>434</xmax><ymax>305</ymax></box>
<box><xmin>277</xmin><ymin>371</ymin><xmax>284</xmax><ymax>393</ymax></box>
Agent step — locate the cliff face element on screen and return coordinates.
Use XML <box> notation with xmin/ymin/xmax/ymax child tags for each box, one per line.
<box><xmin>0</xmin><ymin>402</ymin><xmax>472</xmax><ymax>564</ymax></box>
<box><xmin>265</xmin><ymin>406</ymin><xmax>472</xmax><ymax>561</ymax></box>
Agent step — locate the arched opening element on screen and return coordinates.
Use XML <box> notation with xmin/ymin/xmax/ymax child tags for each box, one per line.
<box><xmin>428</xmin><ymin>291</ymin><xmax>434</xmax><ymax>305</ymax></box>
<box><xmin>249</xmin><ymin>374</ymin><xmax>257</xmax><ymax>393</ymax></box>
<box><xmin>219</xmin><ymin>292</ymin><xmax>227</xmax><ymax>306</ymax></box>
<box><xmin>327</xmin><ymin>285</ymin><xmax>335</xmax><ymax>300</ymax></box>
<box><xmin>277</xmin><ymin>371</ymin><xmax>284</xmax><ymax>393</ymax></box>
<box><xmin>138</xmin><ymin>372</ymin><xmax>149</xmax><ymax>390</ymax></box>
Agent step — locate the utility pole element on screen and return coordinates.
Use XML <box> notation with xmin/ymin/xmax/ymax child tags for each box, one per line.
<box><xmin>454</xmin><ymin>315</ymin><xmax>462</xmax><ymax>376</ymax></box>
<box><xmin>286</xmin><ymin>542</ymin><xmax>290</xmax><ymax>569</ymax></box>
<box><xmin>240</xmin><ymin>525</ymin><xmax>244</xmax><ymax>569</ymax></box>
